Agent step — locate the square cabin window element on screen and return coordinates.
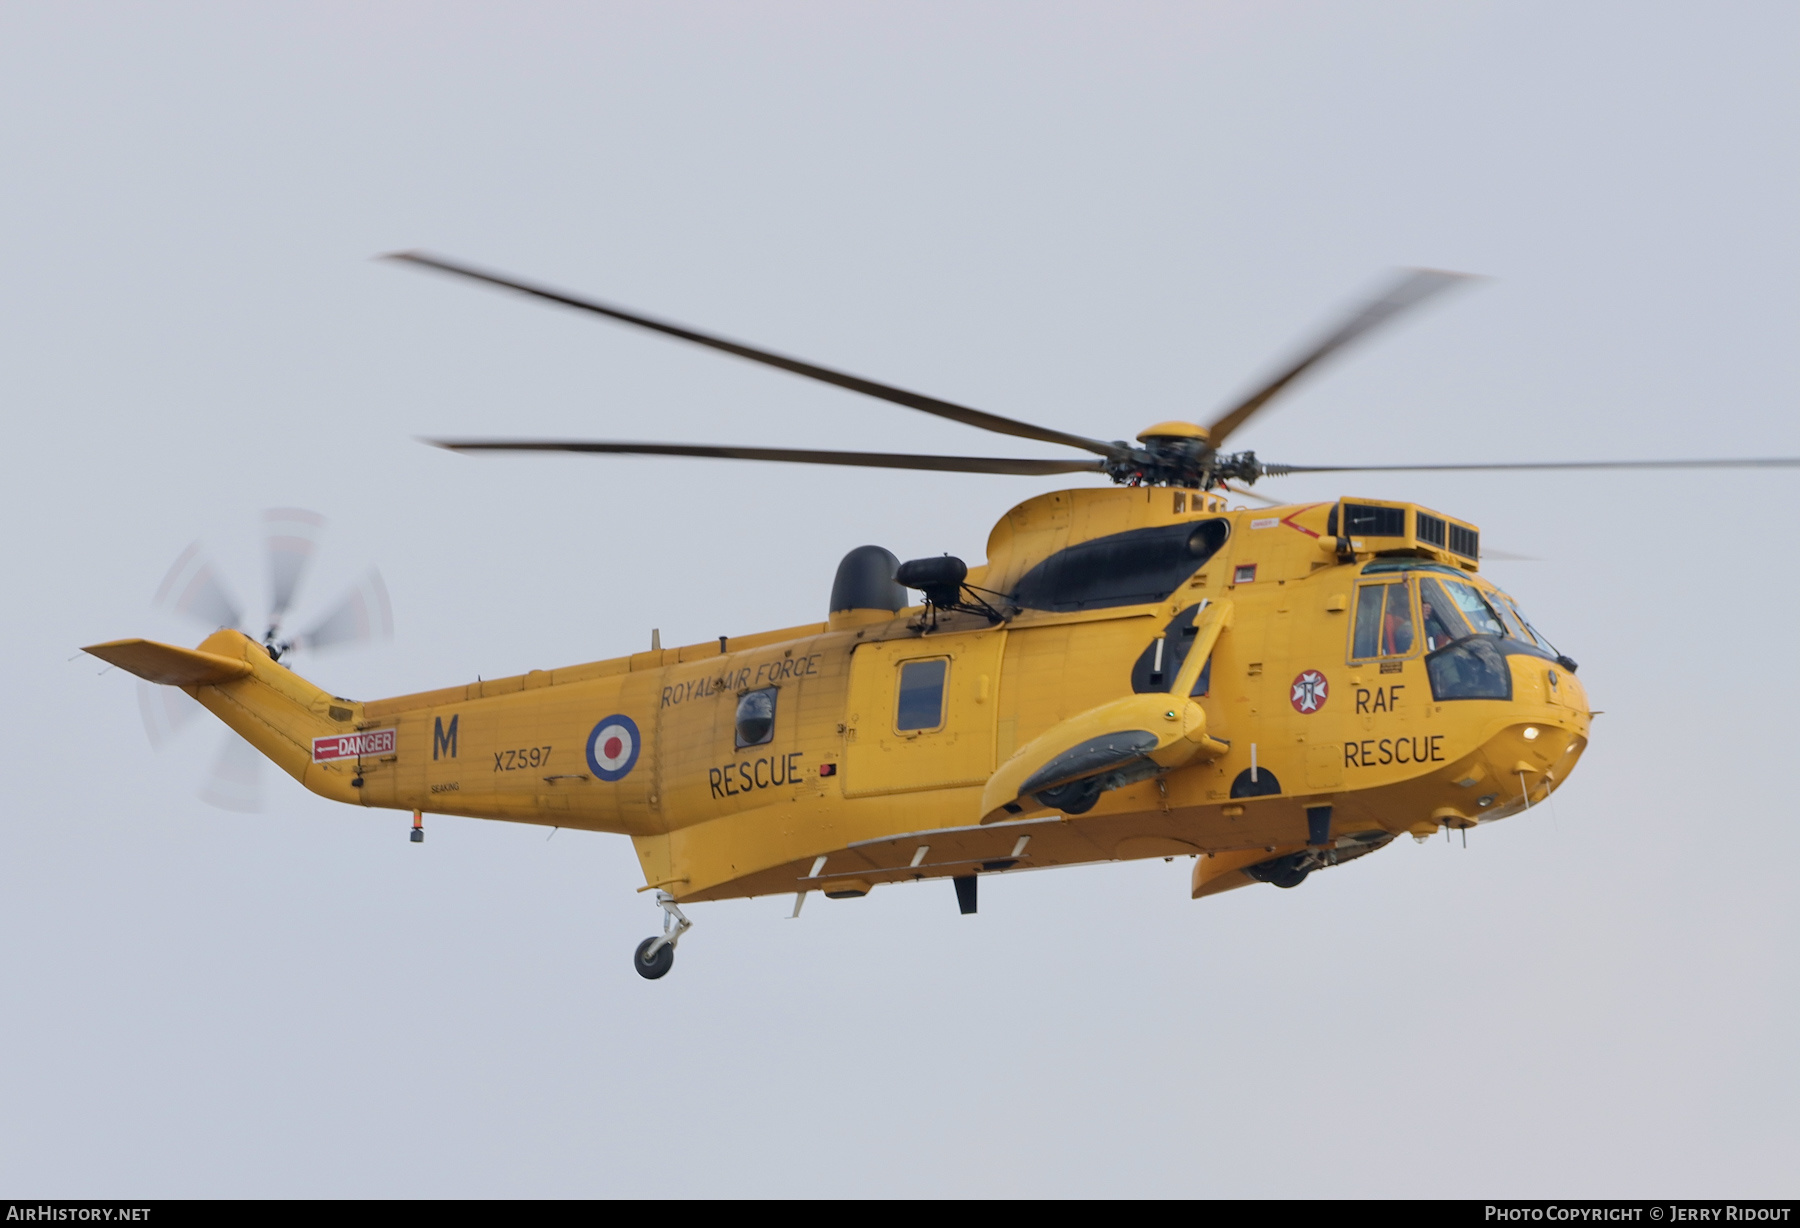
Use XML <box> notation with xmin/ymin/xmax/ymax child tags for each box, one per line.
<box><xmin>895</xmin><ymin>658</ymin><xmax>948</xmax><ymax>732</ymax></box>
<box><xmin>1233</xmin><ymin>564</ymin><xmax>1257</xmax><ymax>584</ymax></box>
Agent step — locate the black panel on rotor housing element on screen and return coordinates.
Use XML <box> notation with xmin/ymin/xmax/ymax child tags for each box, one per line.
<box><xmin>1011</xmin><ymin>520</ymin><xmax>1229</xmax><ymax>613</ymax></box>
<box><xmin>829</xmin><ymin>545</ymin><xmax>907</xmax><ymax>614</ymax></box>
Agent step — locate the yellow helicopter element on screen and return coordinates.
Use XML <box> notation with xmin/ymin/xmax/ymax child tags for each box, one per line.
<box><xmin>86</xmin><ymin>255</ymin><xmax>1800</xmax><ymax>979</ymax></box>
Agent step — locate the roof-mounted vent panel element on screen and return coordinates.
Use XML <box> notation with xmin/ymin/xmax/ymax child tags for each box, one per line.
<box><xmin>1327</xmin><ymin>500</ymin><xmax>1479</xmax><ymax>569</ymax></box>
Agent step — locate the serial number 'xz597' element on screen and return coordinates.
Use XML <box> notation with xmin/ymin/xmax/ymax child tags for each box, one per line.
<box><xmin>495</xmin><ymin>746</ymin><xmax>552</xmax><ymax>772</ymax></box>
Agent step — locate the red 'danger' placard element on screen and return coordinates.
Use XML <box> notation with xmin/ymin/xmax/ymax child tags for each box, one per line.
<box><xmin>312</xmin><ymin>729</ymin><xmax>396</xmax><ymax>762</ymax></box>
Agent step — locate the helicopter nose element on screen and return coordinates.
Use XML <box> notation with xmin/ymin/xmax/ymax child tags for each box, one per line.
<box><xmin>1418</xmin><ymin>656</ymin><xmax>1589</xmax><ymax>836</ymax></box>
<box><xmin>1479</xmin><ymin>657</ymin><xmax>1590</xmax><ymax>819</ymax></box>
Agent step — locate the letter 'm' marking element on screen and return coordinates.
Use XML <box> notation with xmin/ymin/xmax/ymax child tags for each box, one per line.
<box><xmin>433</xmin><ymin>714</ymin><xmax>459</xmax><ymax>760</ymax></box>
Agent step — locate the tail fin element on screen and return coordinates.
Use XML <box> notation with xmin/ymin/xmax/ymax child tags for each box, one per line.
<box><xmin>86</xmin><ymin>629</ymin><xmax>362</xmax><ymax>804</ymax></box>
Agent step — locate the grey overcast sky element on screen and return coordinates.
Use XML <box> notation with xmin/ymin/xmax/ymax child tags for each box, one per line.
<box><xmin>2</xmin><ymin>2</ymin><xmax>1796</xmax><ymax>1198</ymax></box>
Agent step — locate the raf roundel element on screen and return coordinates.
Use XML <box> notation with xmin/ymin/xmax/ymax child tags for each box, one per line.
<box><xmin>585</xmin><ymin>714</ymin><xmax>642</xmax><ymax>782</ymax></box>
<box><xmin>1290</xmin><ymin>670</ymin><xmax>1329</xmax><ymax>714</ymax></box>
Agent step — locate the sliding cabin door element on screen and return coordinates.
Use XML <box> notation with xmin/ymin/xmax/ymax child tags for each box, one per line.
<box><xmin>841</xmin><ymin>630</ymin><xmax>1006</xmax><ymax>797</ymax></box>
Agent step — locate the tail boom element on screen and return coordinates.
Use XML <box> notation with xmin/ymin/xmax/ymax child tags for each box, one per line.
<box><xmin>87</xmin><ymin>630</ymin><xmax>365</xmax><ymax>805</ymax></box>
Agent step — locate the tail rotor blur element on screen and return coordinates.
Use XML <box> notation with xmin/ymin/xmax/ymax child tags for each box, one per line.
<box><xmin>296</xmin><ymin>570</ymin><xmax>393</xmax><ymax>653</ymax></box>
<box><xmin>136</xmin><ymin>679</ymin><xmax>203</xmax><ymax>751</ymax></box>
<box><xmin>263</xmin><ymin>507</ymin><xmax>326</xmax><ymax>652</ymax></box>
<box><xmin>141</xmin><ymin>509</ymin><xmax>394</xmax><ymax>813</ymax></box>
<box><xmin>152</xmin><ymin>541</ymin><xmax>244</xmax><ymax>632</ymax></box>
<box><xmin>199</xmin><ymin>733</ymin><xmax>265</xmax><ymax>814</ymax></box>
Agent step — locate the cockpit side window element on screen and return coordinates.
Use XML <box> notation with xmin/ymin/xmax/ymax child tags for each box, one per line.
<box><xmin>1352</xmin><ymin>581</ymin><xmax>1414</xmax><ymax>659</ymax></box>
<box><xmin>1353</xmin><ymin>585</ymin><xmax>1385</xmax><ymax>658</ymax></box>
<box><xmin>1381</xmin><ymin>583</ymin><xmax>1414</xmax><ymax>655</ymax></box>
<box><xmin>1412</xmin><ymin>576</ymin><xmax>1561</xmax><ymax>698</ymax></box>
<box><xmin>1500</xmin><ymin>594</ymin><xmax>1558</xmax><ymax>654</ymax></box>
<box><xmin>1499</xmin><ymin>597</ymin><xmax>1536</xmax><ymax>644</ymax></box>
<box><xmin>1486</xmin><ymin>595</ymin><xmax>1526</xmax><ymax>640</ymax></box>
<box><xmin>1418</xmin><ymin>578</ymin><xmax>1470</xmax><ymax>652</ymax></box>
<box><xmin>1440</xmin><ymin>578</ymin><xmax>1507</xmax><ymax>637</ymax></box>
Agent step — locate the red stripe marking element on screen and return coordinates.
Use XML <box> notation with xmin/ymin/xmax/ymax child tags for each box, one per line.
<box><xmin>1280</xmin><ymin>503</ymin><xmax>1327</xmax><ymax>539</ymax></box>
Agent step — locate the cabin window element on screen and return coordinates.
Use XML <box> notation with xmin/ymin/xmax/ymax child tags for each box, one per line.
<box><xmin>734</xmin><ymin>687</ymin><xmax>778</xmax><ymax>749</ymax></box>
<box><xmin>895</xmin><ymin>658</ymin><xmax>948</xmax><ymax>732</ymax></box>
<box><xmin>1352</xmin><ymin>582</ymin><xmax>1414</xmax><ymax>659</ymax></box>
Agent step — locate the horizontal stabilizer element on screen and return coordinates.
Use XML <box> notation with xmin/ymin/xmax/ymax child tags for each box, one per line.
<box><xmin>84</xmin><ymin>638</ymin><xmax>253</xmax><ymax>687</ymax></box>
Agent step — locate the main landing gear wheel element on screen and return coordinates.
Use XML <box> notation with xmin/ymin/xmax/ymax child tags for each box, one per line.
<box><xmin>632</xmin><ymin>890</ymin><xmax>692</xmax><ymax>981</ymax></box>
<box><xmin>634</xmin><ymin>936</ymin><xmax>675</xmax><ymax>979</ymax></box>
<box><xmin>1035</xmin><ymin>777</ymin><xmax>1102</xmax><ymax>815</ymax></box>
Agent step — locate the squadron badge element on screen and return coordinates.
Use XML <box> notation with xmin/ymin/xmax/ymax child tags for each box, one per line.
<box><xmin>1289</xmin><ymin>670</ymin><xmax>1329</xmax><ymax>714</ymax></box>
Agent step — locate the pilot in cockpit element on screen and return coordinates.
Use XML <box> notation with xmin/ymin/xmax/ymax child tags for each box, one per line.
<box><xmin>1420</xmin><ymin>586</ymin><xmax>1465</xmax><ymax>653</ymax></box>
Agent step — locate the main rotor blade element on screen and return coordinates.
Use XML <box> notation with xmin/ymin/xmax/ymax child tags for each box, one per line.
<box><xmin>1206</xmin><ymin>268</ymin><xmax>1474</xmax><ymax>449</ymax></box>
<box><xmin>429</xmin><ymin>438</ymin><xmax>1107</xmax><ymax>476</ymax></box>
<box><xmin>264</xmin><ymin>507</ymin><xmax>326</xmax><ymax>627</ymax></box>
<box><xmin>389</xmin><ymin>251</ymin><xmax>1124</xmax><ymax>459</ymax></box>
<box><xmin>1266</xmin><ymin>457</ymin><xmax>1800</xmax><ymax>475</ymax></box>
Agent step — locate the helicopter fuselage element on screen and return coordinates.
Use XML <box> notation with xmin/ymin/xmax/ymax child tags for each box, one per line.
<box><xmin>146</xmin><ymin>483</ymin><xmax>1588</xmax><ymax>905</ymax></box>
